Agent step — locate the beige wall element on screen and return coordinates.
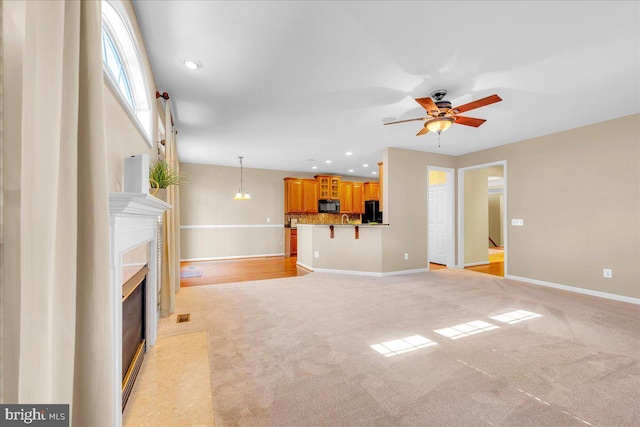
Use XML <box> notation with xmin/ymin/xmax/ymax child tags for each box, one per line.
<box><xmin>464</xmin><ymin>169</ymin><xmax>489</xmax><ymax>265</ymax></box>
<box><xmin>104</xmin><ymin>0</ymin><xmax>160</xmax><ymax>192</ymax></box>
<box><xmin>463</xmin><ymin>165</ymin><xmax>504</xmax><ymax>264</ymax></box>
<box><xmin>488</xmin><ymin>193</ymin><xmax>503</xmax><ymax>246</ymax></box>
<box><xmin>380</xmin><ymin>115</ymin><xmax>638</xmax><ymax>299</ymax></box>
<box><xmin>457</xmin><ymin>114</ymin><xmax>639</xmax><ymax>299</ymax></box>
<box><xmin>382</xmin><ymin>148</ymin><xmax>456</xmax><ymax>272</ymax></box>
<box><xmin>179</xmin><ymin>162</ymin><xmax>320</xmax><ymax>259</ymax></box>
<box><xmin>298</xmin><ymin>225</ymin><xmax>385</xmax><ymax>273</ymax></box>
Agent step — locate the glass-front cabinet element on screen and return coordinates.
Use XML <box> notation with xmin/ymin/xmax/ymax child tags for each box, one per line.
<box><xmin>316</xmin><ymin>175</ymin><xmax>340</xmax><ymax>200</ymax></box>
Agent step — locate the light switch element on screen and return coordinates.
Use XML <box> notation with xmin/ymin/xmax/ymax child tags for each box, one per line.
<box><xmin>511</xmin><ymin>219</ymin><xmax>524</xmax><ymax>226</ymax></box>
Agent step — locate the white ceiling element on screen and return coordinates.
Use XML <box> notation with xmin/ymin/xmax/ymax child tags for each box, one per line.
<box><xmin>133</xmin><ymin>1</ymin><xmax>639</xmax><ymax>177</ymax></box>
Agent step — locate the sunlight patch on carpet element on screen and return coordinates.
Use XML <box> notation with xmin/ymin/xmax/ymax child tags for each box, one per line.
<box><xmin>371</xmin><ymin>335</ymin><xmax>437</xmax><ymax>357</ymax></box>
<box><xmin>434</xmin><ymin>320</ymin><xmax>499</xmax><ymax>340</ymax></box>
<box><xmin>490</xmin><ymin>310</ymin><xmax>542</xmax><ymax>324</ymax></box>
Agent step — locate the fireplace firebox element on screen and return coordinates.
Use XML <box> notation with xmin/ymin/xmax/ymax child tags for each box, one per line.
<box><xmin>121</xmin><ymin>265</ymin><xmax>149</xmax><ymax>409</ymax></box>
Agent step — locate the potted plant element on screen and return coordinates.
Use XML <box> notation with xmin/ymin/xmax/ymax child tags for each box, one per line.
<box><xmin>149</xmin><ymin>159</ymin><xmax>184</xmax><ymax>201</ymax></box>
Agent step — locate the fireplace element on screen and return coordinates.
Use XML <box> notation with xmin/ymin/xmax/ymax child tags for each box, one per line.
<box><xmin>121</xmin><ymin>253</ymin><xmax>149</xmax><ymax>409</ymax></box>
<box><xmin>109</xmin><ymin>193</ymin><xmax>171</xmax><ymax>424</ymax></box>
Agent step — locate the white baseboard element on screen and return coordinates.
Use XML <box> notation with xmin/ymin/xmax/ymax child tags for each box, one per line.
<box><xmin>181</xmin><ymin>253</ymin><xmax>284</xmax><ymax>262</ymax></box>
<box><xmin>382</xmin><ymin>268</ymin><xmax>430</xmax><ymax>277</ymax></box>
<box><xmin>309</xmin><ymin>267</ymin><xmax>430</xmax><ymax>277</ymax></box>
<box><xmin>312</xmin><ymin>268</ymin><xmax>383</xmax><ymax>277</ymax></box>
<box><xmin>464</xmin><ymin>261</ymin><xmax>490</xmax><ymax>267</ymax></box>
<box><xmin>506</xmin><ymin>275</ymin><xmax>640</xmax><ymax>305</ymax></box>
<box><xmin>296</xmin><ymin>261</ymin><xmax>314</xmax><ymax>271</ymax></box>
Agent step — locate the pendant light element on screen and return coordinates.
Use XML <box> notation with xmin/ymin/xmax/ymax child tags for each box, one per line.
<box><xmin>234</xmin><ymin>156</ymin><xmax>251</xmax><ymax>200</ymax></box>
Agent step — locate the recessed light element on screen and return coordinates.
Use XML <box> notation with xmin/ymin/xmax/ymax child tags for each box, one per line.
<box><xmin>348</xmin><ymin>169</ymin><xmax>354</xmax><ymax>173</ymax></box>
<box><xmin>372</xmin><ymin>171</ymin><xmax>377</xmax><ymax>175</ymax></box>
<box><xmin>182</xmin><ymin>60</ymin><xmax>201</xmax><ymax>70</ymax></box>
<box><xmin>312</xmin><ymin>166</ymin><xmax>318</xmax><ymax>170</ymax></box>
<box><xmin>362</xmin><ymin>164</ymin><xmax>369</xmax><ymax>167</ymax></box>
<box><xmin>345</xmin><ymin>152</ymin><xmax>353</xmax><ymax>156</ymax></box>
<box><xmin>325</xmin><ymin>160</ymin><xmax>332</xmax><ymax>164</ymax></box>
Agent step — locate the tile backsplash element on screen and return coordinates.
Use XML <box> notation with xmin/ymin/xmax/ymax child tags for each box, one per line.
<box><xmin>285</xmin><ymin>213</ymin><xmax>361</xmax><ymax>226</ymax></box>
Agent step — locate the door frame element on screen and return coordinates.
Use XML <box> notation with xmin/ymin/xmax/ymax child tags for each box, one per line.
<box><xmin>427</xmin><ymin>166</ymin><xmax>455</xmax><ymax>268</ymax></box>
<box><xmin>457</xmin><ymin>160</ymin><xmax>508</xmax><ymax>275</ymax></box>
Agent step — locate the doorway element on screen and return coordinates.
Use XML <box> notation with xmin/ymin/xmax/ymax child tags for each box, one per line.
<box><xmin>428</xmin><ymin>167</ymin><xmax>454</xmax><ymax>269</ymax></box>
<box><xmin>458</xmin><ymin>161</ymin><xmax>507</xmax><ymax>277</ymax></box>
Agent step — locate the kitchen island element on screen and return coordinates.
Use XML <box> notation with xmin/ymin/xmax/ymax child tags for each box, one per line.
<box><xmin>297</xmin><ymin>224</ymin><xmax>391</xmax><ymax>275</ymax></box>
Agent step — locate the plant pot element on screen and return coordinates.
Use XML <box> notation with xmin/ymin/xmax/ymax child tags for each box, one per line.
<box><xmin>151</xmin><ymin>188</ymin><xmax>167</xmax><ymax>202</ymax></box>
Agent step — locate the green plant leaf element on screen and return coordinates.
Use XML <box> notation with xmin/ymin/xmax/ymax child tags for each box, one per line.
<box><xmin>149</xmin><ymin>159</ymin><xmax>186</xmax><ymax>188</ymax></box>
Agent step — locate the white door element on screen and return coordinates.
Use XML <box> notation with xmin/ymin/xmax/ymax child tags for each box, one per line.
<box><xmin>429</xmin><ymin>183</ymin><xmax>448</xmax><ymax>265</ymax></box>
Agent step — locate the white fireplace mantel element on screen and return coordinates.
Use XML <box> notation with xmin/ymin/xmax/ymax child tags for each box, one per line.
<box><xmin>109</xmin><ymin>192</ymin><xmax>171</xmax><ymax>425</ymax></box>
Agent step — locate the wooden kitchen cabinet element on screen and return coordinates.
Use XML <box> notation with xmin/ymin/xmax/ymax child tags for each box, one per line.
<box><xmin>363</xmin><ymin>182</ymin><xmax>380</xmax><ymax>201</ymax></box>
<box><xmin>339</xmin><ymin>182</ymin><xmax>364</xmax><ymax>214</ymax></box>
<box><xmin>284</xmin><ymin>227</ymin><xmax>298</xmax><ymax>256</ymax></box>
<box><xmin>291</xmin><ymin>229</ymin><xmax>298</xmax><ymax>255</ymax></box>
<box><xmin>285</xmin><ymin>178</ymin><xmax>303</xmax><ymax>213</ymax></box>
<box><xmin>302</xmin><ymin>179</ymin><xmax>318</xmax><ymax>213</ymax></box>
<box><xmin>316</xmin><ymin>175</ymin><xmax>340</xmax><ymax>200</ymax></box>
<box><xmin>284</xmin><ymin>178</ymin><xmax>317</xmax><ymax>213</ymax></box>
<box><xmin>340</xmin><ymin>182</ymin><xmax>353</xmax><ymax>213</ymax></box>
<box><xmin>352</xmin><ymin>182</ymin><xmax>364</xmax><ymax>214</ymax></box>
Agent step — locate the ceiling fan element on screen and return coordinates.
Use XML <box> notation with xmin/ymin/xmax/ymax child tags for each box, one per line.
<box><xmin>384</xmin><ymin>89</ymin><xmax>502</xmax><ymax>140</ymax></box>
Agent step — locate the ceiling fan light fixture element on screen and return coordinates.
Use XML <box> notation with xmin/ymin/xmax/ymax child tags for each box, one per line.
<box><xmin>426</xmin><ymin>117</ymin><xmax>454</xmax><ymax>134</ymax></box>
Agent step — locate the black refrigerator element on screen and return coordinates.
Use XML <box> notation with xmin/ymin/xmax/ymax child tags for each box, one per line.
<box><xmin>364</xmin><ymin>200</ymin><xmax>382</xmax><ymax>223</ymax></box>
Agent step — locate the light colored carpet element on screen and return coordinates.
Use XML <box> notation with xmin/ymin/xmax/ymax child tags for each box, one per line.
<box><xmin>158</xmin><ymin>269</ymin><xmax>639</xmax><ymax>426</ymax></box>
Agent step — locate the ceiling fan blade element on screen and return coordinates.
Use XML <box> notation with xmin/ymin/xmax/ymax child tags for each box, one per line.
<box><xmin>383</xmin><ymin>117</ymin><xmax>427</xmax><ymax>125</ymax></box>
<box><xmin>454</xmin><ymin>116</ymin><xmax>487</xmax><ymax>127</ymax></box>
<box><xmin>415</xmin><ymin>97</ymin><xmax>440</xmax><ymax>116</ymax></box>
<box><xmin>416</xmin><ymin>125</ymin><xmax>430</xmax><ymax>136</ymax></box>
<box><xmin>451</xmin><ymin>94</ymin><xmax>502</xmax><ymax>114</ymax></box>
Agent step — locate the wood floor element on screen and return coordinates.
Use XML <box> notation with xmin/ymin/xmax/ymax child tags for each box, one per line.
<box><xmin>431</xmin><ymin>248</ymin><xmax>504</xmax><ymax>277</ymax></box>
<box><xmin>180</xmin><ymin>256</ymin><xmax>309</xmax><ymax>287</ymax></box>
<box><xmin>465</xmin><ymin>248</ymin><xmax>504</xmax><ymax>277</ymax></box>
<box><xmin>181</xmin><ymin>250</ymin><xmax>503</xmax><ymax>288</ymax></box>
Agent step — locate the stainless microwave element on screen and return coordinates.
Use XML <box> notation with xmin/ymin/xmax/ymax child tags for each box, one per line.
<box><xmin>318</xmin><ymin>199</ymin><xmax>340</xmax><ymax>213</ymax></box>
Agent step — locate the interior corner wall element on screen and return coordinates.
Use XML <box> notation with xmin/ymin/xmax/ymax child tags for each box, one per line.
<box><xmin>381</xmin><ymin>147</ymin><xmax>456</xmax><ymax>272</ymax></box>
<box><xmin>464</xmin><ymin>169</ymin><xmax>489</xmax><ymax>265</ymax></box>
<box><xmin>104</xmin><ymin>0</ymin><xmax>159</xmax><ymax>193</ymax></box>
<box><xmin>456</xmin><ymin>114</ymin><xmax>640</xmax><ymax>299</ymax></box>
<box><xmin>179</xmin><ymin>163</ymin><xmax>318</xmax><ymax>260</ymax></box>
<box><xmin>488</xmin><ymin>193</ymin><xmax>503</xmax><ymax>246</ymax></box>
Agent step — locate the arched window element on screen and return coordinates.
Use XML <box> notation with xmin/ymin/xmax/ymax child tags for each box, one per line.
<box><xmin>101</xmin><ymin>0</ymin><xmax>152</xmax><ymax>145</ymax></box>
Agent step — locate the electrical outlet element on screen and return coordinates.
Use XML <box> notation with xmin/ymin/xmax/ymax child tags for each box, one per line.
<box><xmin>314</xmin><ymin>251</ymin><xmax>319</xmax><ymax>258</ymax></box>
<box><xmin>511</xmin><ymin>219</ymin><xmax>524</xmax><ymax>226</ymax></box>
<box><xmin>603</xmin><ymin>268</ymin><xmax>613</xmax><ymax>278</ymax></box>
<box><xmin>267</xmin><ymin>217</ymin><xmax>270</xmax><ymax>223</ymax></box>
<box><xmin>404</xmin><ymin>253</ymin><xmax>409</xmax><ymax>260</ymax></box>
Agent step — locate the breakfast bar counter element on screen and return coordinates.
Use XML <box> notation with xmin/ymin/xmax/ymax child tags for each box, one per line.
<box><xmin>296</xmin><ymin>224</ymin><xmax>390</xmax><ymax>275</ymax></box>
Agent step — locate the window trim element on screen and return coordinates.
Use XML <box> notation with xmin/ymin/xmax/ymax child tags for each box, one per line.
<box><xmin>101</xmin><ymin>0</ymin><xmax>153</xmax><ymax>148</ymax></box>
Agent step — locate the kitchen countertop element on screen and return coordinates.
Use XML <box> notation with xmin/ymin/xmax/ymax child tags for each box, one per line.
<box><xmin>297</xmin><ymin>223</ymin><xmax>389</xmax><ymax>227</ymax></box>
